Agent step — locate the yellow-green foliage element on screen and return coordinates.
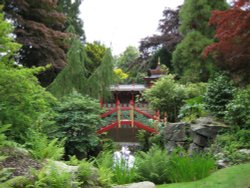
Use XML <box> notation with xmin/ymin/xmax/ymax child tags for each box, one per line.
<box><xmin>114</xmin><ymin>68</ymin><xmax>129</xmax><ymax>83</ymax></box>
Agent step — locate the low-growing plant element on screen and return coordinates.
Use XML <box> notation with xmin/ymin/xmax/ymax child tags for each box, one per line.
<box><xmin>94</xmin><ymin>151</ymin><xmax>113</xmax><ymax>186</ymax></box>
<box><xmin>77</xmin><ymin>160</ymin><xmax>94</xmax><ymax>184</ymax></box>
<box><xmin>211</xmin><ymin>129</ymin><xmax>250</xmax><ymax>165</ymax></box>
<box><xmin>66</xmin><ymin>155</ymin><xmax>80</xmax><ymax>166</ymax></box>
<box><xmin>95</xmin><ymin>150</ymin><xmax>135</xmax><ymax>185</ymax></box>
<box><xmin>135</xmin><ymin>145</ymin><xmax>170</xmax><ymax>184</ymax></box>
<box><xmin>98</xmin><ymin>166</ymin><xmax>113</xmax><ymax>187</ymax></box>
<box><xmin>0</xmin><ymin>123</ymin><xmax>11</xmax><ymax>147</ymax></box>
<box><xmin>0</xmin><ymin>168</ymin><xmax>13</xmax><ymax>183</ymax></box>
<box><xmin>24</xmin><ymin>129</ymin><xmax>64</xmax><ymax>160</ymax></box>
<box><xmin>168</xmin><ymin>151</ymin><xmax>215</xmax><ymax>183</ymax></box>
<box><xmin>178</xmin><ymin>96</ymin><xmax>207</xmax><ymax>122</ymax></box>
<box><xmin>28</xmin><ymin>163</ymin><xmax>77</xmax><ymax>188</ymax></box>
<box><xmin>112</xmin><ymin>157</ymin><xmax>136</xmax><ymax>185</ymax></box>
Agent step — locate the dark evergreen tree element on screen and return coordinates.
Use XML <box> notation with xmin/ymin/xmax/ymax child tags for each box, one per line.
<box><xmin>172</xmin><ymin>0</ymin><xmax>228</xmax><ymax>83</ymax></box>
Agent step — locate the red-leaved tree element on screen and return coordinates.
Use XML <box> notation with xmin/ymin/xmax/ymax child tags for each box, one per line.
<box><xmin>204</xmin><ymin>0</ymin><xmax>250</xmax><ymax>83</ymax></box>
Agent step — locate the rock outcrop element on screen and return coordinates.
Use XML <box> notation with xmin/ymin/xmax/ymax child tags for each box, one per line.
<box><xmin>164</xmin><ymin>116</ymin><xmax>227</xmax><ymax>153</ymax></box>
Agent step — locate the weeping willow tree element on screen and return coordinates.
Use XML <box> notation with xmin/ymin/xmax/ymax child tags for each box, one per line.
<box><xmin>87</xmin><ymin>49</ymin><xmax>114</xmax><ymax>99</ymax></box>
<box><xmin>47</xmin><ymin>36</ymin><xmax>114</xmax><ymax>99</ymax></box>
<box><xmin>47</xmin><ymin>37</ymin><xmax>87</xmax><ymax>98</ymax></box>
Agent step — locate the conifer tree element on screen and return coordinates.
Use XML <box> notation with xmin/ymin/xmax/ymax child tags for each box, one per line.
<box><xmin>172</xmin><ymin>0</ymin><xmax>228</xmax><ymax>82</ymax></box>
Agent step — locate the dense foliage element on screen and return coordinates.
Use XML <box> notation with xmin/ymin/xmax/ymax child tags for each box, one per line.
<box><xmin>168</xmin><ymin>151</ymin><xmax>215</xmax><ymax>182</ymax></box>
<box><xmin>173</xmin><ymin>0</ymin><xmax>228</xmax><ymax>83</ymax></box>
<box><xmin>0</xmin><ymin>11</ymin><xmax>21</xmax><ymax>65</ymax></box>
<box><xmin>51</xmin><ymin>92</ymin><xmax>102</xmax><ymax>159</ymax></box>
<box><xmin>85</xmin><ymin>41</ymin><xmax>108</xmax><ymax>73</ymax></box>
<box><xmin>204</xmin><ymin>0</ymin><xmax>250</xmax><ymax>84</ymax></box>
<box><xmin>179</xmin><ymin>0</ymin><xmax>228</xmax><ymax>37</ymax></box>
<box><xmin>203</xmin><ymin>74</ymin><xmax>235</xmax><ymax>117</ymax></box>
<box><xmin>0</xmin><ymin>67</ymin><xmax>56</xmax><ymax>142</ymax></box>
<box><xmin>144</xmin><ymin>75</ymin><xmax>185</xmax><ymax>121</ymax></box>
<box><xmin>47</xmin><ymin>37</ymin><xmax>88</xmax><ymax>98</ymax></box>
<box><xmin>3</xmin><ymin>0</ymin><xmax>69</xmax><ymax>86</ymax></box>
<box><xmin>225</xmin><ymin>85</ymin><xmax>250</xmax><ymax>129</ymax></box>
<box><xmin>172</xmin><ymin>31</ymin><xmax>214</xmax><ymax>82</ymax></box>
<box><xmin>135</xmin><ymin>146</ymin><xmax>170</xmax><ymax>184</ymax></box>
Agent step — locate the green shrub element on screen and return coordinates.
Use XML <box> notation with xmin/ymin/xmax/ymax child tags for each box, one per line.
<box><xmin>135</xmin><ymin>146</ymin><xmax>170</xmax><ymax>184</ymax></box>
<box><xmin>168</xmin><ymin>151</ymin><xmax>215</xmax><ymax>182</ymax></box>
<box><xmin>225</xmin><ymin>85</ymin><xmax>250</xmax><ymax>129</ymax></box>
<box><xmin>143</xmin><ymin>74</ymin><xmax>187</xmax><ymax>122</ymax></box>
<box><xmin>51</xmin><ymin>91</ymin><xmax>103</xmax><ymax>159</ymax></box>
<box><xmin>178</xmin><ymin>96</ymin><xmax>207</xmax><ymax>122</ymax></box>
<box><xmin>24</xmin><ymin>130</ymin><xmax>64</xmax><ymax>160</ymax></box>
<box><xmin>212</xmin><ymin>130</ymin><xmax>250</xmax><ymax>165</ymax></box>
<box><xmin>0</xmin><ymin>66</ymin><xmax>56</xmax><ymax>142</ymax></box>
<box><xmin>203</xmin><ymin>73</ymin><xmax>235</xmax><ymax>117</ymax></box>
<box><xmin>185</xmin><ymin>82</ymin><xmax>207</xmax><ymax>98</ymax></box>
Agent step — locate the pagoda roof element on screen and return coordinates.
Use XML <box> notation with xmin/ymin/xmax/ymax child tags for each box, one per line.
<box><xmin>144</xmin><ymin>74</ymin><xmax>162</xmax><ymax>80</ymax></box>
<box><xmin>110</xmin><ymin>84</ymin><xmax>145</xmax><ymax>92</ymax></box>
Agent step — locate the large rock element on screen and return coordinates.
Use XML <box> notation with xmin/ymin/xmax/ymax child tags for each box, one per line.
<box><xmin>49</xmin><ymin>160</ymin><xmax>78</xmax><ymax>173</ymax></box>
<box><xmin>188</xmin><ymin>143</ymin><xmax>203</xmax><ymax>154</ymax></box>
<box><xmin>190</xmin><ymin>117</ymin><xmax>227</xmax><ymax>138</ymax></box>
<box><xmin>164</xmin><ymin>122</ymin><xmax>189</xmax><ymax>152</ymax></box>
<box><xmin>113</xmin><ymin>181</ymin><xmax>155</xmax><ymax>188</ymax></box>
<box><xmin>165</xmin><ymin>122</ymin><xmax>187</xmax><ymax>141</ymax></box>
<box><xmin>192</xmin><ymin>133</ymin><xmax>208</xmax><ymax>147</ymax></box>
<box><xmin>189</xmin><ymin>117</ymin><xmax>227</xmax><ymax>152</ymax></box>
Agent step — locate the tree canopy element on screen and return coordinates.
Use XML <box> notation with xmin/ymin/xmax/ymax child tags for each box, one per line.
<box><xmin>3</xmin><ymin>0</ymin><xmax>69</xmax><ymax>86</ymax></box>
<box><xmin>172</xmin><ymin>0</ymin><xmax>228</xmax><ymax>83</ymax></box>
<box><xmin>203</xmin><ymin>0</ymin><xmax>250</xmax><ymax>84</ymax></box>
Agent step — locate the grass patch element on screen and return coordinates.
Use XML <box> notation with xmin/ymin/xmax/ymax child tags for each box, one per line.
<box><xmin>157</xmin><ymin>163</ymin><xmax>250</xmax><ymax>188</ymax></box>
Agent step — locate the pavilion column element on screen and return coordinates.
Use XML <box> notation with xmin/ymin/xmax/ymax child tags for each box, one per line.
<box><xmin>116</xmin><ymin>99</ymin><xmax>121</xmax><ymax>128</ymax></box>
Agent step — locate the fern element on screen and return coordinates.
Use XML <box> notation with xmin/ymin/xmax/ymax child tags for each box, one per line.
<box><xmin>135</xmin><ymin>145</ymin><xmax>170</xmax><ymax>184</ymax></box>
<box><xmin>77</xmin><ymin>160</ymin><xmax>95</xmax><ymax>185</ymax></box>
<box><xmin>0</xmin><ymin>123</ymin><xmax>11</xmax><ymax>147</ymax></box>
<box><xmin>25</xmin><ymin>129</ymin><xmax>64</xmax><ymax>160</ymax></box>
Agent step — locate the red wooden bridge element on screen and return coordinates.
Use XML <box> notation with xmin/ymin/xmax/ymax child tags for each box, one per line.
<box><xmin>97</xmin><ymin>100</ymin><xmax>162</xmax><ymax>138</ymax></box>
